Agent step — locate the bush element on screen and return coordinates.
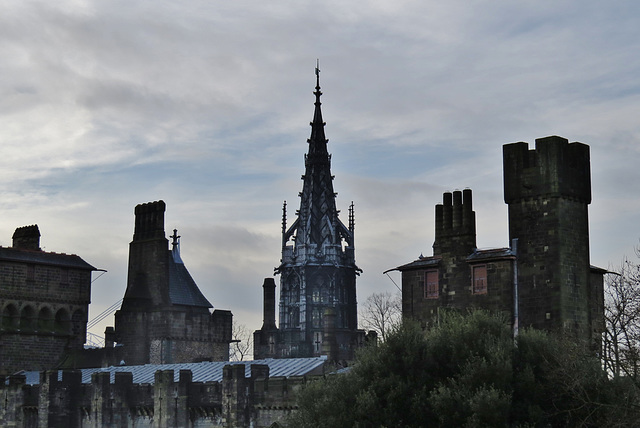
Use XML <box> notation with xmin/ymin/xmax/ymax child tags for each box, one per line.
<box><xmin>288</xmin><ymin>311</ymin><xmax>640</xmax><ymax>428</ymax></box>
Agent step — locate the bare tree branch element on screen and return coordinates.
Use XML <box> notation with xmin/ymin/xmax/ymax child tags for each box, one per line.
<box><xmin>603</xmin><ymin>251</ymin><xmax>640</xmax><ymax>384</ymax></box>
<box><xmin>230</xmin><ymin>322</ymin><xmax>253</xmax><ymax>361</ymax></box>
<box><xmin>359</xmin><ymin>291</ymin><xmax>401</xmax><ymax>342</ymax></box>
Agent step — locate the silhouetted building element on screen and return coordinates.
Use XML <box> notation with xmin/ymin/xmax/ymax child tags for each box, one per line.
<box><xmin>391</xmin><ymin>136</ymin><xmax>604</xmax><ymax>346</ymax></box>
<box><xmin>254</xmin><ymin>67</ymin><xmax>367</xmax><ymax>361</ymax></box>
<box><xmin>109</xmin><ymin>200</ymin><xmax>233</xmax><ymax>365</ymax></box>
<box><xmin>0</xmin><ymin>225</ymin><xmax>96</xmax><ymax>375</ymax></box>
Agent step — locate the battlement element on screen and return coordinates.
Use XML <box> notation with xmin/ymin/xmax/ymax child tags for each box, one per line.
<box><xmin>133</xmin><ymin>200</ymin><xmax>166</xmax><ymax>241</ymax></box>
<box><xmin>503</xmin><ymin>136</ymin><xmax>591</xmax><ymax>204</ymax></box>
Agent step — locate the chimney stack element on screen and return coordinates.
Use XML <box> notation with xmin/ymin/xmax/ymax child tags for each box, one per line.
<box><xmin>12</xmin><ymin>225</ymin><xmax>41</xmax><ymax>251</ymax></box>
<box><xmin>262</xmin><ymin>278</ymin><xmax>277</xmax><ymax>330</ymax></box>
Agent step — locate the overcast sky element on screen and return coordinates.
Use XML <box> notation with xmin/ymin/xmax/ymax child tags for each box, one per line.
<box><xmin>2</xmin><ymin>1</ymin><xmax>640</xmax><ymax>339</ymax></box>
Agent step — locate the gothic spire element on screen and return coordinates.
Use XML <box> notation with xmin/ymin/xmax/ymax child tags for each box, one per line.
<box><xmin>307</xmin><ymin>60</ymin><xmax>329</xmax><ymax>166</ymax></box>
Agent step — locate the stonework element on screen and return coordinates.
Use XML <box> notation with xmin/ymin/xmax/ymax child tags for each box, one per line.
<box><xmin>254</xmin><ymin>68</ymin><xmax>367</xmax><ymax>362</ymax></box>
<box><xmin>0</xmin><ymin>360</ymin><xmax>321</xmax><ymax>427</ymax></box>
<box><xmin>393</xmin><ymin>136</ymin><xmax>604</xmax><ymax>346</ymax></box>
<box><xmin>0</xmin><ymin>225</ymin><xmax>95</xmax><ymax>375</ymax></box>
<box><xmin>110</xmin><ymin>201</ymin><xmax>233</xmax><ymax>366</ymax></box>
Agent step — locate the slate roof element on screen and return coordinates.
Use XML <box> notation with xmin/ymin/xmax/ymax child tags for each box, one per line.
<box><xmin>168</xmin><ymin>247</ymin><xmax>212</xmax><ymax>308</ymax></box>
<box><xmin>18</xmin><ymin>356</ymin><xmax>328</xmax><ymax>385</ymax></box>
<box><xmin>0</xmin><ymin>247</ymin><xmax>95</xmax><ymax>270</ymax></box>
<box><xmin>466</xmin><ymin>247</ymin><xmax>515</xmax><ymax>262</ymax></box>
<box><xmin>386</xmin><ymin>256</ymin><xmax>441</xmax><ymax>272</ymax></box>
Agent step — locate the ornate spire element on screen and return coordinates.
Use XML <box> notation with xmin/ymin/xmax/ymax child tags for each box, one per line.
<box><xmin>277</xmin><ymin>63</ymin><xmax>356</xmax><ymax>262</ymax></box>
<box><xmin>307</xmin><ymin>60</ymin><xmax>329</xmax><ymax>166</ymax></box>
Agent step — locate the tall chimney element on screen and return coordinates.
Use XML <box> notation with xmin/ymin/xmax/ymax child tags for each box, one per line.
<box><xmin>262</xmin><ymin>278</ymin><xmax>277</xmax><ymax>329</ymax></box>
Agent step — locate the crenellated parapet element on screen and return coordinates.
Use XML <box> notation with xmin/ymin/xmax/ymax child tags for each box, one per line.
<box><xmin>503</xmin><ymin>136</ymin><xmax>591</xmax><ymax>204</ymax></box>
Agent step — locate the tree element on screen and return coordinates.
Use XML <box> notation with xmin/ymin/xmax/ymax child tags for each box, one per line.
<box><xmin>230</xmin><ymin>322</ymin><xmax>253</xmax><ymax>361</ymax></box>
<box><xmin>603</xmin><ymin>253</ymin><xmax>640</xmax><ymax>382</ymax></box>
<box><xmin>288</xmin><ymin>311</ymin><xmax>640</xmax><ymax>428</ymax></box>
<box><xmin>359</xmin><ymin>291</ymin><xmax>401</xmax><ymax>342</ymax></box>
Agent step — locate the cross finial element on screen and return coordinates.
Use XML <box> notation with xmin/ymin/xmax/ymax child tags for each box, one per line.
<box><xmin>171</xmin><ymin>228</ymin><xmax>181</xmax><ymax>249</ymax></box>
<box><xmin>315</xmin><ymin>59</ymin><xmax>320</xmax><ymax>76</ymax></box>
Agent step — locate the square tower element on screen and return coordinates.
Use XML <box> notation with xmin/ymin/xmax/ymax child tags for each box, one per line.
<box><xmin>503</xmin><ymin>136</ymin><xmax>595</xmax><ymax>341</ymax></box>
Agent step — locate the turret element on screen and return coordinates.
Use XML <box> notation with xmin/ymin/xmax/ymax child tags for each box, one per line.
<box><xmin>503</xmin><ymin>136</ymin><xmax>591</xmax><ymax>204</ymax></box>
<box><xmin>503</xmin><ymin>136</ymin><xmax>593</xmax><ymax>341</ymax></box>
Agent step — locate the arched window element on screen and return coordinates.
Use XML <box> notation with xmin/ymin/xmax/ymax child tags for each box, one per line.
<box><xmin>2</xmin><ymin>304</ymin><xmax>19</xmax><ymax>330</ymax></box>
<box><xmin>38</xmin><ymin>307</ymin><xmax>53</xmax><ymax>332</ymax></box>
<box><xmin>54</xmin><ymin>308</ymin><xmax>71</xmax><ymax>334</ymax></box>
<box><xmin>20</xmin><ymin>306</ymin><xmax>35</xmax><ymax>331</ymax></box>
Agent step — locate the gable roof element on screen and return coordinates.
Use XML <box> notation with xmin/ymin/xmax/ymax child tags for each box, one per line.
<box><xmin>0</xmin><ymin>247</ymin><xmax>95</xmax><ymax>270</ymax></box>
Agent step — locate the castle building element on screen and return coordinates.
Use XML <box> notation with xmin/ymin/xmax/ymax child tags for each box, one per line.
<box><xmin>2</xmin><ymin>357</ymin><xmax>327</xmax><ymax>427</ymax></box>
<box><xmin>108</xmin><ymin>200</ymin><xmax>232</xmax><ymax>365</ymax></box>
<box><xmin>254</xmin><ymin>67</ymin><xmax>366</xmax><ymax>361</ymax></box>
<box><xmin>391</xmin><ymin>136</ymin><xmax>605</xmax><ymax>345</ymax></box>
<box><xmin>0</xmin><ymin>225</ymin><xmax>96</xmax><ymax>375</ymax></box>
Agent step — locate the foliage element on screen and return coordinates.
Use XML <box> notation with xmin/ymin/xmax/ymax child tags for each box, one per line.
<box><xmin>288</xmin><ymin>311</ymin><xmax>640</xmax><ymax>428</ymax></box>
<box><xmin>359</xmin><ymin>291</ymin><xmax>401</xmax><ymax>342</ymax></box>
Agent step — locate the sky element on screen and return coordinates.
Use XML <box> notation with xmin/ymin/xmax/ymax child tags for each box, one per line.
<box><xmin>2</xmin><ymin>1</ymin><xmax>640</xmax><ymax>340</ymax></box>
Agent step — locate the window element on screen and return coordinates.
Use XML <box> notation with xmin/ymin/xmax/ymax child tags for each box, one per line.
<box><xmin>312</xmin><ymin>309</ymin><xmax>321</xmax><ymax>327</ymax></box>
<box><xmin>422</xmin><ymin>270</ymin><xmax>439</xmax><ymax>299</ymax></box>
<box><xmin>472</xmin><ymin>265</ymin><xmax>487</xmax><ymax>294</ymax></box>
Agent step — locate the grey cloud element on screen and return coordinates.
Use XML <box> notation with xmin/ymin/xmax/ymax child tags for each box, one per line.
<box><xmin>0</xmin><ymin>1</ymin><xmax>639</xmax><ymax>335</ymax></box>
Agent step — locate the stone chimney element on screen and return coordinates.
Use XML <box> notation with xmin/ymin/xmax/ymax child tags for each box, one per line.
<box><xmin>261</xmin><ymin>278</ymin><xmax>277</xmax><ymax>330</ymax></box>
<box><xmin>12</xmin><ymin>225</ymin><xmax>41</xmax><ymax>251</ymax></box>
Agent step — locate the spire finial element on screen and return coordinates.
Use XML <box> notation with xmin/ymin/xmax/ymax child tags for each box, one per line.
<box><xmin>314</xmin><ymin>59</ymin><xmax>321</xmax><ymax>93</ymax></box>
<box><xmin>171</xmin><ymin>228</ymin><xmax>181</xmax><ymax>249</ymax></box>
<box><xmin>171</xmin><ymin>228</ymin><xmax>183</xmax><ymax>263</ymax></box>
<box><xmin>349</xmin><ymin>201</ymin><xmax>355</xmax><ymax>233</ymax></box>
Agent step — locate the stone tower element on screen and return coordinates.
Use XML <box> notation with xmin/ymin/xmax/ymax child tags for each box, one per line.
<box><xmin>113</xmin><ymin>201</ymin><xmax>232</xmax><ymax>365</ymax></box>
<box><xmin>503</xmin><ymin>136</ymin><xmax>594</xmax><ymax>341</ymax></box>
<box><xmin>254</xmin><ymin>66</ymin><xmax>365</xmax><ymax>360</ymax></box>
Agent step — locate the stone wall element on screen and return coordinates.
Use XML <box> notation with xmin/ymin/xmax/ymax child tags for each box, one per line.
<box><xmin>0</xmin><ymin>241</ymin><xmax>94</xmax><ymax>374</ymax></box>
<box><xmin>0</xmin><ymin>364</ymin><xmax>307</xmax><ymax>428</ymax></box>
